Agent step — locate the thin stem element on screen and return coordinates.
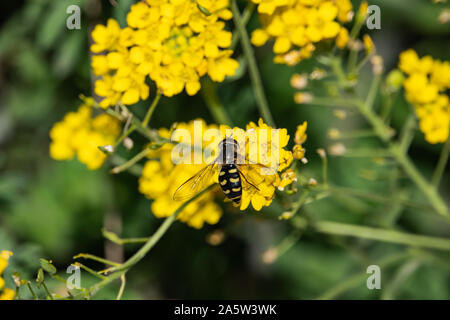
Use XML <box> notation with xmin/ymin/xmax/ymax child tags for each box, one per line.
<box><xmin>309</xmin><ymin>97</ymin><xmax>357</xmax><ymax>108</ymax></box>
<box><xmin>102</xmin><ymin>228</ymin><xmax>149</xmax><ymax>245</ymax></box>
<box><xmin>381</xmin><ymin>260</ymin><xmax>421</xmax><ymax>300</ymax></box>
<box><xmin>399</xmin><ymin>114</ymin><xmax>416</xmax><ymax>154</ymax></box>
<box><xmin>116</xmin><ymin>274</ymin><xmax>126</xmax><ymax>300</ymax></box>
<box><xmin>74</xmin><ymin>263</ymin><xmax>107</xmax><ymax>280</ymax></box>
<box><xmin>26</xmin><ymin>282</ymin><xmax>38</xmax><ymax>300</ymax></box>
<box><xmin>114</xmin><ymin>125</ymin><xmax>136</xmax><ymax>148</ymax></box>
<box><xmin>142</xmin><ymin>90</ymin><xmax>162</xmax><ymax>127</ymax></box>
<box><xmin>311</xmin><ymin>220</ymin><xmax>450</xmax><ymax>250</ymax></box>
<box><xmin>432</xmin><ymin>138</ymin><xmax>450</xmax><ymax>187</ymax></box>
<box><xmin>317</xmin><ymin>252</ymin><xmax>409</xmax><ymax>299</ymax></box>
<box><xmin>325</xmin><ymin>185</ymin><xmax>433</xmax><ymax>213</ymax></box>
<box><xmin>231</xmin><ymin>0</ymin><xmax>275</xmax><ymax>127</ymax></box>
<box><xmin>88</xmin><ymin>185</ymin><xmax>215</xmax><ymax>297</ymax></box>
<box><xmin>230</xmin><ymin>3</ymin><xmax>255</xmax><ymax>51</ymax></box>
<box><xmin>110</xmin><ymin>155</ymin><xmax>143</xmax><ymax>176</ymax></box>
<box><xmin>390</xmin><ymin>144</ymin><xmax>449</xmax><ymax>217</ymax></box>
<box><xmin>110</xmin><ymin>147</ymin><xmax>151</xmax><ymax>174</ymax></box>
<box><xmin>354</xmin><ymin>100</ymin><xmax>392</xmax><ymax>142</ymax></box>
<box><xmin>41</xmin><ymin>283</ymin><xmax>53</xmax><ymax>300</ymax></box>
<box><xmin>200</xmin><ymin>78</ymin><xmax>233</xmax><ymax>125</ymax></box>
<box><xmin>73</xmin><ymin>253</ymin><xmax>121</xmax><ymax>268</ymax></box>
<box><xmin>287</xmin><ymin>190</ymin><xmax>310</xmax><ymax>219</ymax></box>
<box><xmin>365</xmin><ymin>73</ymin><xmax>381</xmax><ymax>110</ymax></box>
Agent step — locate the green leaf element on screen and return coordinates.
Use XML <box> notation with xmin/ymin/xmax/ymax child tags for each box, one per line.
<box><xmin>40</xmin><ymin>258</ymin><xmax>57</xmax><ymax>275</ymax></box>
<box><xmin>36</xmin><ymin>268</ymin><xmax>45</xmax><ymax>288</ymax></box>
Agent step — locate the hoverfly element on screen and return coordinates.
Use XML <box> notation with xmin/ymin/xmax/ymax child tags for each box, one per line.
<box><xmin>173</xmin><ymin>137</ymin><xmax>275</xmax><ymax>205</ymax></box>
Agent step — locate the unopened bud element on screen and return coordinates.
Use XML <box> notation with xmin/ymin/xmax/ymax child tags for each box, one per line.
<box><xmin>294</xmin><ymin>92</ymin><xmax>313</xmax><ymax>104</ymax></box>
<box><xmin>333</xmin><ymin>110</ymin><xmax>347</xmax><ymax>119</ymax></box>
<box><xmin>279</xmin><ymin>212</ymin><xmax>293</xmax><ymax>220</ymax></box>
<box><xmin>328</xmin><ymin>143</ymin><xmax>346</xmax><ymax>156</ymax></box>
<box><xmin>316</xmin><ymin>148</ymin><xmax>327</xmax><ymax>159</ymax></box>
<box><xmin>262</xmin><ymin>247</ymin><xmax>278</xmax><ymax>264</ymax></box>
<box><xmin>438</xmin><ymin>9</ymin><xmax>450</xmax><ymax>24</ymax></box>
<box><xmin>206</xmin><ymin>230</ymin><xmax>225</xmax><ymax>246</ymax></box>
<box><xmin>386</xmin><ymin>69</ymin><xmax>405</xmax><ymax>92</ymax></box>
<box><xmin>371</xmin><ymin>55</ymin><xmax>384</xmax><ymax>75</ymax></box>
<box><xmin>123</xmin><ymin>137</ymin><xmax>134</xmax><ymax>150</ymax></box>
<box><xmin>99</xmin><ymin>145</ymin><xmax>114</xmax><ymax>154</ymax></box>
<box><xmin>290</xmin><ymin>73</ymin><xmax>308</xmax><ymax>89</ymax></box>
<box><xmin>308</xmin><ymin>178</ymin><xmax>318</xmax><ymax>187</ymax></box>
<box><xmin>310</xmin><ymin>68</ymin><xmax>326</xmax><ymax>80</ymax></box>
<box><xmin>327</xmin><ymin>128</ymin><xmax>340</xmax><ymax>139</ymax></box>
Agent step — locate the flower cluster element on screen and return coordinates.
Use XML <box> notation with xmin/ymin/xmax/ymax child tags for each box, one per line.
<box><xmin>49</xmin><ymin>99</ymin><xmax>121</xmax><ymax>169</ymax></box>
<box><xmin>398</xmin><ymin>49</ymin><xmax>450</xmax><ymax>144</ymax></box>
<box><xmin>219</xmin><ymin>118</ymin><xmax>296</xmax><ymax>210</ymax></box>
<box><xmin>91</xmin><ymin>0</ymin><xmax>238</xmax><ymax>108</ymax></box>
<box><xmin>139</xmin><ymin>120</ymin><xmax>222</xmax><ymax>229</ymax></box>
<box><xmin>139</xmin><ymin>118</ymin><xmax>303</xmax><ymax>228</ymax></box>
<box><xmin>251</xmin><ymin>0</ymin><xmax>353</xmax><ymax>65</ymax></box>
<box><xmin>0</xmin><ymin>250</ymin><xmax>14</xmax><ymax>300</ymax></box>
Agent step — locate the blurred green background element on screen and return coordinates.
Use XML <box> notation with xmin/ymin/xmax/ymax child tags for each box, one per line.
<box><xmin>0</xmin><ymin>0</ymin><xmax>449</xmax><ymax>299</ymax></box>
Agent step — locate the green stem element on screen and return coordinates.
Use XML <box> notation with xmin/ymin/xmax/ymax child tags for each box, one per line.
<box><xmin>41</xmin><ymin>283</ymin><xmax>53</xmax><ymax>300</ymax></box>
<box><xmin>365</xmin><ymin>73</ymin><xmax>381</xmax><ymax>110</ymax></box>
<box><xmin>200</xmin><ymin>78</ymin><xmax>233</xmax><ymax>126</ymax></box>
<box><xmin>381</xmin><ymin>260</ymin><xmax>421</xmax><ymax>300</ymax></box>
<box><xmin>74</xmin><ymin>263</ymin><xmax>107</xmax><ymax>280</ymax></box>
<box><xmin>73</xmin><ymin>253</ymin><xmax>121</xmax><ymax>267</ymax></box>
<box><xmin>390</xmin><ymin>144</ymin><xmax>449</xmax><ymax>217</ymax></box>
<box><xmin>398</xmin><ymin>114</ymin><xmax>416</xmax><ymax>154</ymax></box>
<box><xmin>317</xmin><ymin>253</ymin><xmax>409</xmax><ymax>299</ymax></box>
<box><xmin>311</xmin><ymin>220</ymin><xmax>450</xmax><ymax>250</ymax></box>
<box><xmin>309</xmin><ymin>97</ymin><xmax>357</xmax><ymax>108</ymax></box>
<box><xmin>88</xmin><ymin>185</ymin><xmax>215</xmax><ymax>297</ymax></box>
<box><xmin>231</xmin><ymin>0</ymin><xmax>275</xmax><ymax>127</ymax></box>
<box><xmin>116</xmin><ymin>275</ymin><xmax>126</xmax><ymax>300</ymax></box>
<box><xmin>432</xmin><ymin>138</ymin><xmax>450</xmax><ymax>188</ymax></box>
<box><xmin>325</xmin><ymin>185</ymin><xmax>433</xmax><ymax>213</ymax></box>
<box><xmin>26</xmin><ymin>282</ymin><xmax>38</xmax><ymax>300</ymax></box>
<box><xmin>142</xmin><ymin>90</ymin><xmax>162</xmax><ymax>127</ymax></box>
<box><xmin>114</xmin><ymin>125</ymin><xmax>136</xmax><ymax>148</ymax></box>
<box><xmin>102</xmin><ymin>228</ymin><xmax>149</xmax><ymax>245</ymax></box>
<box><xmin>230</xmin><ymin>3</ymin><xmax>255</xmax><ymax>51</ymax></box>
<box><xmin>110</xmin><ymin>147</ymin><xmax>151</xmax><ymax>174</ymax></box>
<box><xmin>355</xmin><ymin>100</ymin><xmax>392</xmax><ymax>142</ymax></box>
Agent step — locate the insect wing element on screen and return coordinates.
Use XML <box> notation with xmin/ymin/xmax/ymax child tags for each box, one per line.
<box><xmin>173</xmin><ymin>164</ymin><xmax>216</xmax><ymax>201</ymax></box>
<box><xmin>236</xmin><ymin>164</ymin><xmax>262</xmax><ymax>195</ymax></box>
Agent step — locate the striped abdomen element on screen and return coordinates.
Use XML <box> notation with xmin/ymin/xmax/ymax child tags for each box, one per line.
<box><xmin>218</xmin><ymin>164</ymin><xmax>242</xmax><ymax>204</ymax></box>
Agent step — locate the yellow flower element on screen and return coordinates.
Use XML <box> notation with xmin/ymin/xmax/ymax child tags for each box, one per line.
<box><xmin>49</xmin><ymin>100</ymin><xmax>121</xmax><ymax>169</ymax></box>
<box><xmin>139</xmin><ymin>118</ymin><xmax>303</xmax><ymax>223</ymax></box>
<box><xmin>0</xmin><ymin>250</ymin><xmax>14</xmax><ymax>300</ymax></box>
<box><xmin>0</xmin><ymin>288</ymin><xmax>14</xmax><ymax>300</ymax></box>
<box><xmin>278</xmin><ymin>169</ymin><xmax>297</xmax><ymax>191</ymax></box>
<box><xmin>292</xmin><ymin>121</ymin><xmax>308</xmax><ymax>160</ymax></box>
<box><xmin>91</xmin><ymin>0</ymin><xmax>238</xmax><ymax>106</ymax></box>
<box><xmin>139</xmin><ymin>120</ymin><xmax>222</xmax><ymax>229</ymax></box>
<box><xmin>398</xmin><ymin>49</ymin><xmax>450</xmax><ymax>144</ymax></box>
<box><xmin>363</xmin><ymin>34</ymin><xmax>374</xmax><ymax>54</ymax></box>
<box><xmin>251</xmin><ymin>0</ymin><xmax>353</xmax><ymax>65</ymax></box>
<box><xmin>336</xmin><ymin>27</ymin><xmax>349</xmax><ymax>49</ymax></box>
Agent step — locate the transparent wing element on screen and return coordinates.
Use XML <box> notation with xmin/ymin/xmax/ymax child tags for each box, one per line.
<box><xmin>236</xmin><ymin>153</ymin><xmax>279</xmax><ymax>176</ymax></box>
<box><xmin>173</xmin><ymin>163</ymin><xmax>216</xmax><ymax>201</ymax></box>
<box><xmin>236</xmin><ymin>164</ymin><xmax>261</xmax><ymax>195</ymax></box>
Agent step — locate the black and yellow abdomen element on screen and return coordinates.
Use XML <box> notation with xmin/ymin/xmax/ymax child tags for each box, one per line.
<box><xmin>218</xmin><ymin>164</ymin><xmax>242</xmax><ymax>204</ymax></box>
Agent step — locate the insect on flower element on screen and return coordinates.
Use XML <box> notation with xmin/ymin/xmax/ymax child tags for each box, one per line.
<box><xmin>173</xmin><ymin>137</ymin><xmax>275</xmax><ymax>206</ymax></box>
